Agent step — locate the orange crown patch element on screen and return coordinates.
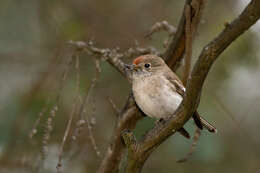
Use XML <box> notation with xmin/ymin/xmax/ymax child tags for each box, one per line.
<box><xmin>133</xmin><ymin>56</ymin><xmax>145</xmax><ymax>65</ymax></box>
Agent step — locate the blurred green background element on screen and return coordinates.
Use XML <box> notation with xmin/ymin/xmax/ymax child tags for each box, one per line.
<box><xmin>0</xmin><ymin>0</ymin><xmax>260</xmax><ymax>173</ymax></box>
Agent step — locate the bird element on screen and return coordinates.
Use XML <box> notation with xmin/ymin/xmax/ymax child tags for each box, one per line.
<box><xmin>125</xmin><ymin>54</ymin><xmax>216</xmax><ymax>138</ymax></box>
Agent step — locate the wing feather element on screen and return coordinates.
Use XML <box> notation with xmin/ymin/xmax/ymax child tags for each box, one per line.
<box><xmin>164</xmin><ymin>71</ymin><xmax>185</xmax><ymax>97</ymax></box>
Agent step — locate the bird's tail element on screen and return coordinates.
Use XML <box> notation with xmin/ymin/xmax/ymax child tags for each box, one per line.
<box><xmin>193</xmin><ymin>111</ymin><xmax>217</xmax><ymax>133</ymax></box>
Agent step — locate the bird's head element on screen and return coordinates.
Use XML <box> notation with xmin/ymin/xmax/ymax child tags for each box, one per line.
<box><xmin>125</xmin><ymin>55</ymin><xmax>166</xmax><ymax>78</ymax></box>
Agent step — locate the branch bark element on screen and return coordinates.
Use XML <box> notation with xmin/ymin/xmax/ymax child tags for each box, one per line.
<box><xmin>98</xmin><ymin>95</ymin><xmax>142</xmax><ymax>173</ymax></box>
<box><xmin>123</xmin><ymin>0</ymin><xmax>260</xmax><ymax>172</ymax></box>
<box><xmin>183</xmin><ymin>4</ymin><xmax>192</xmax><ymax>86</ymax></box>
<box><xmin>164</xmin><ymin>0</ymin><xmax>206</xmax><ymax>71</ymax></box>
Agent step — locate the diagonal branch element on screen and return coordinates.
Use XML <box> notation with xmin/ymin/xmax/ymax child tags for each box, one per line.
<box><xmin>97</xmin><ymin>95</ymin><xmax>142</xmax><ymax>173</ymax></box>
<box><xmin>123</xmin><ymin>0</ymin><xmax>260</xmax><ymax>172</ymax></box>
<box><xmin>164</xmin><ymin>0</ymin><xmax>206</xmax><ymax>71</ymax></box>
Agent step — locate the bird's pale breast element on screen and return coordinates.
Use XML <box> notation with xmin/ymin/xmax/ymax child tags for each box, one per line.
<box><xmin>133</xmin><ymin>75</ymin><xmax>182</xmax><ymax>119</ymax></box>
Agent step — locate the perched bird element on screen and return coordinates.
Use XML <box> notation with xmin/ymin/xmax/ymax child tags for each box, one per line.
<box><xmin>125</xmin><ymin>54</ymin><xmax>216</xmax><ymax>138</ymax></box>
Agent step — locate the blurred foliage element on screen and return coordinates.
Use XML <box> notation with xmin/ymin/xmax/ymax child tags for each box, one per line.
<box><xmin>0</xmin><ymin>0</ymin><xmax>260</xmax><ymax>173</ymax></box>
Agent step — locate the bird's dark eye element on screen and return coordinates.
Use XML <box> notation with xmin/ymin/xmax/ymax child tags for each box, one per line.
<box><xmin>144</xmin><ymin>63</ymin><xmax>150</xmax><ymax>68</ymax></box>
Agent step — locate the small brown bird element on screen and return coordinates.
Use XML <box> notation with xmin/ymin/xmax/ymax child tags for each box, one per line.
<box><xmin>125</xmin><ymin>54</ymin><xmax>216</xmax><ymax>138</ymax></box>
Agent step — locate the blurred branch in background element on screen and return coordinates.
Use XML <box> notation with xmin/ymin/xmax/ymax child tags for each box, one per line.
<box><xmin>0</xmin><ymin>45</ymin><xmax>65</xmax><ymax>165</ymax></box>
<box><xmin>144</xmin><ymin>20</ymin><xmax>177</xmax><ymax>48</ymax></box>
<box><xmin>177</xmin><ymin>128</ymin><xmax>201</xmax><ymax>163</ymax></box>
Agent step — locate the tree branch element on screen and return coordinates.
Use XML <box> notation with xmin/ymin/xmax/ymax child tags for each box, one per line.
<box><xmin>98</xmin><ymin>95</ymin><xmax>142</xmax><ymax>173</ymax></box>
<box><xmin>123</xmin><ymin>0</ymin><xmax>260</xmax><ymax>172</ymax></box>
<box><xmin>183</xmin><ymin>4</ymin><xmax>192</xmax><ymax>86</ymax></box>
<box><xmin>164</xmin><ymin>0</ymin><xmax>206</xmax><ymax>71</ymax></box>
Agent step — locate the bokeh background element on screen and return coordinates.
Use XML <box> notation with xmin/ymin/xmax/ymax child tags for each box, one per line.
<box><xmin>0</xmin><ymin>0</ymin><xmax>260</xmax><ymax>173</ymax></box>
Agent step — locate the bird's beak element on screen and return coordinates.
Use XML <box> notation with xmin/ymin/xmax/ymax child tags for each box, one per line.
<box><xmin>124</xmin><ymin>64</ymin><xmax>135</xmax><ymax>71</ymax></box>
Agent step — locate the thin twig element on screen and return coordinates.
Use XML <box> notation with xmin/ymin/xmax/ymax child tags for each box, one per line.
<box><xmin>29</xmin><ymin>99</ymin><xmax>49</xmax><ymax>139</ymax></box>
<box><xmin>56</xmin><ymin>52</ymin><xmax>82</xmax><ymax>172</ymax></box>
<box><xmin>86</xmin><ymin>116</ymin><xmax>101</xmax><ymax>157</ymax></box>
<box><xmin>56</xmin><ymin>97</ymin><xmax>77</xmax><ymax>173</ymax></box>
<box><xmin>42</xmin><ymin>105</ymin><xmax>58</xmax><ymax>159</ymax></box>
<box><xmin>177</xmin><ymin>128</ymin><xmax>201</xmax><ymax>163</ymax></box>
<box><xmin>142</xmin><ymin>21</ymin><xmax>178</xmax><ymax>48</ymax></box>
<box><xmin>107</xmin><ymin>96</ymin><xmax>120</xmax><ymax>116</ymax></box>
<box><xmin>41</xmin><ymin>51</ymin><xmax>74</xmax><ymax>161</ymax></box>
<box><xmin>145</xmin><ymin>20</ymin><xmax>176</xmax><ymax>38</ymax></box>
<box><xmin>71</xmin><ymin>57</ymin><xmax>101</xmax><ymax>159</ymax></box>
<box><xmin>212</xmin><ymin>93</ymin><xmax>241</xmax><ymax>129</ymax></box>
<box><xmin>76</xmin><ymin>58</ymin><xmax>100</xmax><ymax>123</ymax></box>
<box><xmin>0</xmin><ymin>46</ymin><xmax>63</xmax><ymax>164</ymax></box>
<box><xmin>69</xmin><ymin>40</ymin><xmax>160</xmax><ymax>81</ymax></box>
<box><xmin>183</xmin><ymin>4</ymin><xmax>192</xmax><ymax>86</ymax></box>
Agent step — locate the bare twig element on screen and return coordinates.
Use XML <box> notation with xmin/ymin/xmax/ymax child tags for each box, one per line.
<box><xmin>86</xmin><ymin>116</ymin><xmax>101</xmax><ymax>157</ymax></box>
<box><xmin>45</xmin><ymin>54</ymin><xmax>75</xmax><ymax>161</ymax></box>
<box><xmin>145</xmin><ymin>21</ymin><xmax>177</xmax><ymax>38</ymax></box>
<box><xmin>29</xmin><ymin>100</ymin><xmax>49</xmax><ymax>139</ymax></box>
<box><xmin>183</xmin><ymin>4</ymin><xmax>192</xmax><ymax>86</ymax></box>
<box><xmin>212</xmin><ymin>93</ymin><xmax>241</xmax><ymax>129</ymax></box>
<box><xmin>55</xmin><ymin>52</ymin><xmax>75</xmax><ymax>102</ymax></box>
<box><xmin>56</xmin><ymin>98</ymin><xmax>77</xmax><ymax>173</ymax></box>
<box><xmin>142</xmin><ymin>21</ymin><xmax>177</xmax><ymax>48</ymax></box>
<box><xmin>72</xmin><ymin>57</ymin><xmax>101</xmax><ymax>145</ymax></box>
<box><xmin>75</xmin><ymin>59</ymin><xmax>100</xmax><ymax>125</ymax></box>
<box><xmin>107</xmin><ymin>97</ymin><xmax>120</xmax><ymax>116</ymax></box>
<box><xmin>86</xmin><ymin>59</ymin><xmax>101</xmax><ymax>157</ymax></box>
<box><xmin>69</xmin><ymin>40</ymin><xmax>159</xmax><ymax>81</ymax></box>
<box><xmin>42</xmin><ymin>105</ymin><xmax>58</xmax><ymax>159</ymax></box>
<box><xmin>177</xmin><ymin>128</ymin><xmax>201</xmax><ymax>163</ymax></box>
<box><xmin>42</xmin><ymin>52</ymin><xmax>74</xmax><ymax>160</ymax></box>
<box><xmin>65</xmin><ymin>56</ymin><xmax>102</xmax><ymax>161</ymax></box>
<box><xmin>0</xmin><ymin>46</ymin><xmax>64</xmax><ymax>164</ymax></box>
<box><xmin>56</xmin><ymin>52</ymin><xmax>82</xmax><ymax>172</ymax></box>
<box><xmin>75</xmin><ymin>53</ymin><xmax>81</xmax><ymax>95</ymax></box>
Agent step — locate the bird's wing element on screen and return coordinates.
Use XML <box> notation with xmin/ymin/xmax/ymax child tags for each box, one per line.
<box><xmin>163</xmin><ymin>69</ymin><xmax>218</xmax><ymax>133</ymax></box>
<box><xmin>164</xmin><ymin>72</ymin><xmax>185</xmax><ymax>97</ymax></box>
